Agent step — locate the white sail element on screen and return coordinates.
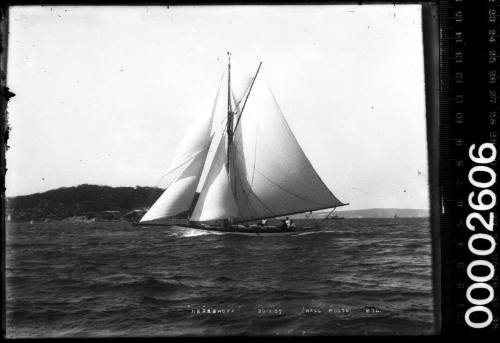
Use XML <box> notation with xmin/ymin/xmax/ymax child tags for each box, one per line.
<box><xmin>139</xmin><ymin>82</ymin><xmax>221</xmax><ymax>223</ymax></box>
<box><xmin>189</xmin><ymin>133</ymin><xmax>240</xmax><ymax>221</ymax></box>
<box><xmin>230</xmin><ymin>68</ymin><xmax>345</xmax><ymax>221</ymax></box>
<box><xmin>142</xmin><ymin>57</ymin><xmax>345</xmax><ymax>225</ymax></box>
<box><xmin>196</xmin><ymin>63</ymin><xmax>253</xmax><ymax>193</ymax></box>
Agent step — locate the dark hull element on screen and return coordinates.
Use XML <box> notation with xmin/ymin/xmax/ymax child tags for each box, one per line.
<box><xmin>136</xmin><ymin>219</ymin><xmax>321</xmax><ymax>235</ymax></box>
<box><xmin>137</xmin><ymin>223</ymin><xmax>314</xmax><ymax>236</ymax></box>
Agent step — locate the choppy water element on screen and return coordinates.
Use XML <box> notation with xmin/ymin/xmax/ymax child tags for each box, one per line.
<box><xmin>5</xmin><ymin>218</ymin><xmax>436</xmax><ymax>337</ymax></box>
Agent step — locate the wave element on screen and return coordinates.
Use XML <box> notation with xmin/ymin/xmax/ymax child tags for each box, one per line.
<box><xmin>213</xmin><ymin>276</ymin><xmax>237</xmax><ymax>283</ymax></box>
<box><xmin>181</xmin><ymin>229</ymin><xmax>221</xmax><ymax>237</ymax></box>
<box><xmin>6</xmin><ymin>219</ymin><xmax>435</xmax><ymax>336</ymax></box>
<box><xmin>169</xmin><ymin>227</ymin><xmax>225</xmax><ymax>238</ymax></box>
<box><xmin>87</xmin><ymin>275</ymin><xmax>192</xmax><ymax>295</ymax></box>
<box><xmin>324</xmin><ymin>288</ymin><xmax>432</xmax><ymax>300</ymax></box>
<box><xmin>292</xmin><ymin>230</ymin><xmax>337</xmax><ymax>236</ymax></box>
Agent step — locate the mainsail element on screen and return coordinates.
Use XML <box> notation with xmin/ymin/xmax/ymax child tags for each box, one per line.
<box><xmin>229</xmin><ymin>67</ymin><xmax>345</xmax><ymax>222</ymax></box>
<box><xmin>142</xmin><ymin>55</ymin><xmax>346</xmax><ymax>224</ymax></box>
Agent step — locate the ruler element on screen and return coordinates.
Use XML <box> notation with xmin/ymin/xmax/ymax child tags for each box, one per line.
<box><xmin>440</xmin><ymin>0</ymin><xmax>499</xmax><ymax>333</ymax></box>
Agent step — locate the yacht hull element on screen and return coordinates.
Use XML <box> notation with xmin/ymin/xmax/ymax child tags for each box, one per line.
<box><xmin>180</xmin><ymin>224</ymin><xmax>311</xmax><ymax>236</ymax></box>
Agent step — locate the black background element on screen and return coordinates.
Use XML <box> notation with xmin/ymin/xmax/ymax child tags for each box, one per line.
<box><xmin>0</xmin><ymin>0</ymin><xmax>499</xmax><ymax>338</ymax></box>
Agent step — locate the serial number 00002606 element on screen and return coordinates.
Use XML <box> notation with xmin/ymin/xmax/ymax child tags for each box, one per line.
<box><xmin>464</xmin><ymin>143</ymin><xmax>497</xmax><ymax>329</ymax></box>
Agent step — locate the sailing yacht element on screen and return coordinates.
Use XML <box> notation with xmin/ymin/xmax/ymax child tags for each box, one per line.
<box><xmin>139</xmin><ymin>53</ymin><xmax>347</xmax><ymax>235</ymax></box>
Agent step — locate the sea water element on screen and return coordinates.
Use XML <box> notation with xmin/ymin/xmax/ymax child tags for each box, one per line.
<box><xmin>5</xmin><ymin>218</ymin><xmax>436</xmax><ymax>336</ymax></box>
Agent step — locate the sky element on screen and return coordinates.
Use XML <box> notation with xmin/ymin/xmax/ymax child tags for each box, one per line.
<box><xmin>6</xmin><ymin>5</ymin><xmax>429</xmax><ymax>210</ymax></box>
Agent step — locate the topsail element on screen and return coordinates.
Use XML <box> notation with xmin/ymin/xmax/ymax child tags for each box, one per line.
<box><xmin>140</xmin><ymin>56</ymin><xmax>346</xmax><ymax>224</ymax></box>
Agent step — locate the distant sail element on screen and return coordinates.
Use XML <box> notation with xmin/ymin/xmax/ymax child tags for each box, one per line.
<box><xmin>189</xmin><ymin>133</ymin><xmax>240</xmax><ymax>221</ymax></box>
<box><xmin>230</xmin><ymin>68</ymin><xmax>345</xmax><ymax>221</ymax></box>
<box><xmin>139</xmin><ymin>81</ymin><xmax>221</xmax><ymax>223</ymax></box>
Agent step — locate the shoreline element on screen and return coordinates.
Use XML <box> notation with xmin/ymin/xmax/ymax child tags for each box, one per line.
<box><xmin>6</xmin><ymin>217</ymin><xmax>431</xmax><ymax>225</ymax></box>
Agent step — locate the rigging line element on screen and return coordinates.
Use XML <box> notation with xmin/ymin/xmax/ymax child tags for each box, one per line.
<box><xmin>189</xmin><ymin>131</ymin><xmax>230</xmax><ymax>220</ymax></box>
<box><xmin>153</xmin><ymin>126</ymin><xmax>224</xmax><ymax>200</ymax></box>
<box><xmin>144</xmin><ymin>152</ymin><xmax>203</xmax><ymax>207</ymax></box>
<box><xmin>233</xmin><ymin>165</ymin><xmax>258</xmax><ymax>217</ymax></box>
<box><xmin>158</xmin><ymin>147</ymin><xmax>209</xmax><ymax>180</ymax></box>
<box><xmin>145</xmin><ymin>145</ymin><xmax>211</xmax><ymax>208</ymax></box>
<box><xmin>231</xmin><ymin>85</ymin><xmax>250</xmax><ymax>116</ymax></box>
<box><xmin>228</xmin><ymin>150</ymin><xmax>268</xmax><ymax>219</ymax></box>
<box><xmin>233</xmin><ymin>170</ymin><xmax>258</xmax><ymax>219</ymax></box>
<box><xmin>232</xmin><ymin>92</ymin><xmax>241</xmax><ymax>113</ymax></box>
<box><xmin>237</xmin><ymin>175</ymin><xmax>276</xmax><ymax>219</ymax></box>
<box><xmin>266</xmin><ymin>86</ymin><xmax>343</xmax><ymax>204</ymax></box>
<box><xmin>236</xmin><ymin>204</ymin><xmax>342</xmax><ymax>224</ymax></box>
<box><xmin>230</xmin><ymin>63</ymin><xmax>261</xmax><ymax>149</ymax></box>
<box><xmin>322</xmin><ymin>207</ymin><xmax>336</xmax><ymax>220</ymax></box>
<box><xmin>227</xmin><ymin>52</ymin><xmax>232</xmax><ymax>114</ymax></box>
<box><xmin>233</xmin><ymin>74</ymin><xmax>254</xmax><ymax>112</ymax></box>
<box><xmin>232</xmin><ymin>127</ymin><xmax>243</xmax><ymax>147</ymax></box>
<box><xmin>316</xmin><ymin>207</ymin><xmax>342</xmax><ymax>225</ymax></box>
<box><xmin>156</xmin><ymin>84</ymin><xmax>225</xmax><ymax>185</ymax></box>
<box><xmin>233</xmin><ymin>62</ymin><xmax>262</xmax><ymax>133</ymax></box>
<box><xmin>157</xmin><ymin>124</ymin><xmax>223</xmax><ymax>182</ymax></box>
<box><xmin>227</xmin><ymin>63</ymin><xmax>254</xmax><ymax>114</ymax></box>
<box><xmin>146</xmin><ymin>74</ymin><xmax>225</xmax><ymax>214</ymax></box>
<box><xmin>232</xmin><ymin>161</ymin><xmax>276</xmax><ymax>218</ymax></box>
<box><xmin>230</xmin><ymin>113</ymin><xmax>245</xmax><ymax>147</ymax></box>
<box><xmin>250</xmin><ymin>117</ymin><xmax>259</xmax><ymax>187</ymax></box>
<box><xmin>213</xmin><ymin>116</ymin><xmax>228</xmax><ymax>134</ymax></box>
<box><xmin>253</xmin><ymin>168</ymin><xmax>331</xmax><ymax>208</ymax></box>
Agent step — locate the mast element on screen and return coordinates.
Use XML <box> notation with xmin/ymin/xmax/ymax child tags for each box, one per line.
<box><xmin>225</xmin><ymin>51</ymin><xmax>234</xmax><ymax>228</ymax></box>
<box><xmin>226</xmin><ymin>51</ymin><xmax>233</xmax><ymax>172</ymax></box>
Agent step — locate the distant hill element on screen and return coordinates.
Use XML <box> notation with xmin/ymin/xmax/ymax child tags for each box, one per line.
<box><xmin>6</xmin><ymin>184</ymin><xmax>163</xmax><ymax>222</ymax></box>
<box><xmin>283</xmin><ymin>208</ymin><xmax>429</xmax><ymax>219</ymax></box>
<box><xmin>5</xmin><ymin>184</ymin><xmax>430</xmax><ymax>222</ymax></box>
<box><xmin>336</xmin><ymin>208</ymin><xmax>429</xmax><ymax>218</ymax></box>
<box><xmin>327</xmin><ymin>208</ymin><xmax>428</xmax><ymax>218</ymax></box>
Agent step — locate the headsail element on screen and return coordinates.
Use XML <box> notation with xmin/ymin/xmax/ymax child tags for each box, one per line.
<box><xmin>139</xmin><ymin>81</ymin><xmax>221</xmax><ymax>223</ymax></box>
<box><xmin>189</xmin><ymin>133</ymin><xmax>240</xmax><ymax>221</ymax></box>
<box><xmin>230</xmin><ymin>66</ymin><xmax>346</xmax><ymax>222</ymax></box>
